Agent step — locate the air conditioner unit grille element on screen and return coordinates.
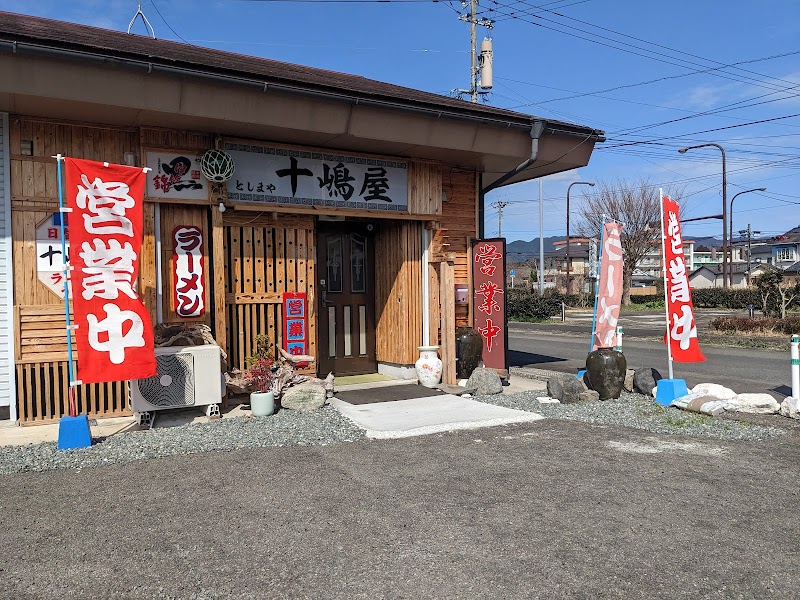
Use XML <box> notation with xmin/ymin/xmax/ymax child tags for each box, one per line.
<box><xmin>137</xmin><ymin>352</ymin><xmax>195</xmax><ymax>407</ymax></box>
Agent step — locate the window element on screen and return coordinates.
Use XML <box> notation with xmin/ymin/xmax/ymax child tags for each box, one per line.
<box><xmin>776</xmin><ymin>247</ymin><xmax>795</xmax><ymax>262</ymax></box>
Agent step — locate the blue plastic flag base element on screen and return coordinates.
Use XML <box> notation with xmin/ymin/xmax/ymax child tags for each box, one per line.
<box><xmin>655</xmin><ymin>378</ymin><xmax>689</xmax><ymax>407</ymax></box>
<box><xmin>57</xmin><ymin>415</ymin><xmax>92</xmax><ymax>450</ymax></box>
<box><xmin>576</xmin><ymin>369</ymin><xmax>586</xmax><ymax>380</ymax></box>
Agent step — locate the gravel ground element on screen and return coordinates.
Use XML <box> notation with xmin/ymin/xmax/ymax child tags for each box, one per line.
<box><xmin>0</xmin><ymin>405</ymin><xmax>363</xmax><ymax>475</ymax></box>
<box><xmin>476</xmin><ymin>390</ymin><xmax>788</xmax><ymax>441</ymax></box>
<box><xmin>0</xmin><ymin>388</ymin><xmax>788</xmax><ymax>475</ymax></box>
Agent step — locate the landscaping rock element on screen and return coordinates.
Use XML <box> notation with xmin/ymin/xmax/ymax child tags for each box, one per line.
<box><xmin>578</xmin><ymin>390</ymin><xmax>600</xmax><ymax>403</ymax></box>
<box><xmin>634</xmin><ymin>368</ymin><xmax>662</xmax><ymax>396</ymax></box>
<box><xmin>546</xmin><ymin>375</ymin><xmax>566</xmax><ymax>401</ymax></box>
<box><xmin>691</xmin><ymin>383</ymin><xmax>737</xmax><ymax>401</ymax></box>
<box><xmin>562</xmin><ymin>377</ymin><xmax>589</xmax><ymax>404</ymax></box>
<box><xmin>281</xmin><ymin>382</ymin><xmax>326</xmax><ymax>411</ymax></box>
<box><xmin>624</xmin><ymin>369</ymin><xmax>635</xmax><ymax>393</ymax></box>
<box><xmin>728</xmin><ymin>393</ymin><xmax>780</xmax><ymax>414</ymax></box>
<box><xmin>780</xmin><ymin>397</ymin><xmax>800</xmax><ymax>419</ymax></box>
<box><xmin>467</xmin><ymin>367</ymin><xmax>503</xmax><ymax>395</ymax></box>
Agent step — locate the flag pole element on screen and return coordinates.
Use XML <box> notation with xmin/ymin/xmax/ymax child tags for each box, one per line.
<box><xmin>55</xmin><ymin>154</ymin><xmax>78</xmax><ymax>416</ymax></box>
<box><xmin>659</xmin><ymin>188</ymin><xmax>674</xmax><ymax>380</ymax></box>
<box><xmin>589</xmin><ymin>214</ymin><xmax>606</xmax><ymax>351</ymax></box>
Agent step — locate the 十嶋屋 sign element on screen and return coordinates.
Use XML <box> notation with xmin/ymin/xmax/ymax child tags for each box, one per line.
<box><xmin>146</xmin><ymin>152</ymin><xmax>207</xmax><ymax>200</ymax></box>
<box><xmin>225</xmin><ymin>144</ymin><xmax>408</xmax><ymax>211</ymax></box>
<box><xmin>35</xmin><ymin>213</ymin><xmax>71</xmax><ymax>298</ymax></box>
<box><xmin>65</xmin><ymin>158</ymin><xmax>157</xmax><ymax>384</ymax></box>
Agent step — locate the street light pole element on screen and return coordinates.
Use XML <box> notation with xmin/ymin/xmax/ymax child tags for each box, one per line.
<box><xmin>729</xmin><ymin>187</ymin><xmax>767</xmax><ymax>280</ymax></box>
<box><xmin>678</xmin><ymin>143</ymin><xmax>728</xmax><ymax>288</ymax></box>
<box><xmin>565</xmin><ymin>181</ymin><xmax>595</xmax><ymax>294</ymax></box>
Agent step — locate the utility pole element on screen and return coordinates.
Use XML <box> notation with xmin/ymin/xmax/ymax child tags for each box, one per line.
<box><xmin>492</xmin><ymin>200</ymin><xmax>510</xmax><ymax>237</ymax></box>
<box><xmin>456</xmin><ymin>0</ymin><xmax>493</xmax><ymax>102</ymax></box>
<box><xmin>739</xmin><ymin>224</ymin><xmax>761</xmax><ymax>286</ymax></box>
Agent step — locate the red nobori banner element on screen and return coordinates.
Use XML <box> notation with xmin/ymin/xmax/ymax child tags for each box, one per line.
<box><xmin>173</xmin><ymin>226</ymin><xmax>205</xmax><ymax>318</ymax></box>
<box><xmin>472</xmin><ymin>239</ymin><xmax>508</xmax><ymax>371</ymax></box>
<box><xmin>593</xmin><ymin>222</ymin><xmax>625</xmax><ymax>350</ymax></box>
<box><xmin>662</xmin><ymin>195</ymin><xmax>705</xmax><ymax>363</ymax></box>
<box><xmin>65</xmin><ymin>158</ymin><xmax>157</xmax><ymax>384</ymax></box>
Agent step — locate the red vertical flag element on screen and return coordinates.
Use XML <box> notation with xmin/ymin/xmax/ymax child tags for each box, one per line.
<box><xmin>593</xmin><ymin>222</ymin><xmax>624</xmax><ymax>350</ymax></box>
<box><xmin>65</xmin><ymin>158</ymin><xmax>157</xmax><ymax>384</ymax></box>
<box><xmin>662</xmin><ymin>195</ymin><xmax>705</xmax><ymax>362</ymax></box>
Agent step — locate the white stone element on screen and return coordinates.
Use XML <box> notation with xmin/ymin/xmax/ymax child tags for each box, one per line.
<box><xmin>537</xmin><ymin>396</ymin><xmax>560</xmax><ymax>404</ymax></box>
<box><xmin>780</xmin><ymin>397</ymin><xmax>800</xmax><ymax>419</ymax></box>
<box><xmin>726</xmin><ymin>393</ymin><xmax>780</xmax><ymax>414</ymax></box>
<box><xmin>691</xmin><ymin>383</ymin><xmax>737</xmax><ymax>400</ymax></box>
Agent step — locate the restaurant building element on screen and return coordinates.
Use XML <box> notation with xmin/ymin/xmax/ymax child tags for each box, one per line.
<box><xmin>0</xmin><ymin>11</ymin><xmax>603</xmax><ymax>423</ymax></box>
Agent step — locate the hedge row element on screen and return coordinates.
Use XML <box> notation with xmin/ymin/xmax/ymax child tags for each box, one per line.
<box><xmin>710</xmin><ymin>316</ymin><xmax>800</xmax><ymax>336</ymax></box>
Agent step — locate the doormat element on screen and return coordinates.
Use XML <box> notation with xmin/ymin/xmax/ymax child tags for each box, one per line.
<box><xmin>335</xmin><ymin>373</ymin><xmax>394</xmax><ymax>386</ymax></box>
<box><xmin>336</xmin><ymin>384</ymin><xmax>446</xmax><ymax>405</ymax></box>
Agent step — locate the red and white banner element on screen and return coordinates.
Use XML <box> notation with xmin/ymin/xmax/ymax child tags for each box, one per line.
<box><xmin>472</xmin><ymin>239</ymin><xmax>508</xmax><ymax>371</ymax></box>
<box><xmin>65</xmin><ymin>158</ymin><xmax>157</xmax><ymax>384</ymax></box>
<box><xmin>593</xmin><ymin>221</ymin><xmax>624</xmax><ymax>350</ymax></box>
<box><xmin>662</xmin><ymin>195</ymin><xmax>705</xmax><ymax>363</ymax></box>
<box><xmin>173</xmin><ymin>226</ymin><xmax>205</xmax><ymax>318</ymax></box>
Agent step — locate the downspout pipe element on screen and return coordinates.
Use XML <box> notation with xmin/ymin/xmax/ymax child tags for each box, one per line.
<box><xmin>481</xmin><ymin>119</ymin><xmax>548</xmax><ymax>195</ymax></box>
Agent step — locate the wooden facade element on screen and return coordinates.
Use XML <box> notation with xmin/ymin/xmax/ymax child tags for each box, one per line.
<box><xmin>6</xmin><ymin>115</ymin><xmax>478</xmax><ymax>422</ymax></box>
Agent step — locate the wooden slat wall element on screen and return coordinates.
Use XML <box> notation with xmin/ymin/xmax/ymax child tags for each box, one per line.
<box><xmin>223</xmin><ymin>213</ymin><xmax>316</xmax><ymax>374</ymax></box>
<box><xmin>9</xmin><ymin>118</ymin><xmax>141</xmax><ymax>422</ymax></box>
<box><xmin>434</xmin><ymin>169</ymin><xmax>477</xmax><ymax>327</ymax></box>
<box><xmin>374</xmin><ymin>221</ymin><xmax>423</xmax><ymax>365</ymax></box>
<box><xmin>408</xmin><ymin>161</ymin><xmax>442</xmax><ymax>216</ymax></box>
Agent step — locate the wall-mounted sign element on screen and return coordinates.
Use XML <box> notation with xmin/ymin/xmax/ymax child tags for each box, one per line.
<box><xmin>173</xmin><ymin>226</ymin><xmax>205</xmax><ymax>318</ymax></box>
<box><xmin>225</xmin><ymin>143</ymin><xmax>408</xmax><ymax>211</ymax></box>
<box><xmin>146</xmin><ymin>152</ymin><xmax>208</xmax><ymax>200</ymax></box>
<box><xmin>282</xmin><ymin>292</ymin><xmax>308</xmax><ymax>366</ymax></box>
<box><xmin>35</xmin><ymin>213</ymin><xmax>71</xmax><ymax>298</ymax></box>
<box><xmin>472</xmin><ymin>239</ymin><xmax>508</xmax><ymax>372</ymax></box>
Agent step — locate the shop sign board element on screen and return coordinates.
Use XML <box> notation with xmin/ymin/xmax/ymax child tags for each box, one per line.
<box><xmin>146</xmin><ymin>152</ymin><xmax>208</xmax><ymax>200</ymax></box>
<box><xmin>35</xmin><ymin>213</ymin><xmax>71</xmax><ymax>298</ymax></box>
<box><xmin>472</xmin><ymin>238</ymin><xmax>508</xmax><ymax>372</ymax></box>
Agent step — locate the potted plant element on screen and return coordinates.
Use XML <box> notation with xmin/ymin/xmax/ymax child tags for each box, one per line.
<box><xmin>243</xmin><ymin>335</ymin><xmax>277</xmax><ymax>416</ymax></box>
<box><xmin>244</xmin><ymin>357</ymin><xmax>276</xmax><ymax>416</ymax></box>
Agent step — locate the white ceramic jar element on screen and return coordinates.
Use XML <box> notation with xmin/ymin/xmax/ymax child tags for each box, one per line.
<box><xmin>415</xmin><ymin>346</ymin><xmax>443</xmax><ymax>388</ymax></box>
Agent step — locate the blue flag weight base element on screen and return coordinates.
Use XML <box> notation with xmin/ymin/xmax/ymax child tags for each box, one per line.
<box><xmin>655</xmin><ymin>378</ymin><xmax>688</xmax><ymax>407</ymax></box>
<box><xmin>57</xmin><ymin>415</ymin><xmax>92</xmax><ymax>450</ymax></box>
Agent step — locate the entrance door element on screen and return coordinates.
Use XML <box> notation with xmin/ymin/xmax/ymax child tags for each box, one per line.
<box><xmin>317</xmin><ymin>224</ymin><xmax>376</xmax><ymax>376</ymax></box>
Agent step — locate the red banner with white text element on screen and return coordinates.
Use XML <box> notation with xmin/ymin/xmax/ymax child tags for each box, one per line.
<box><xmin>65</xmin><ymin>158</ymin><xmax>157</xmax><ymax>384</ymax></box>
<box><xmin>662</xmin><ymin>195</ymin><xmax>705</xmax><ymax>363</ymax></box>
<box><xmin>593</xmin><ymin>221</ymin><xmax>624</xmax><ymax>350</ymax></box>
<box><xmin>472</xmin><ymin>239</ymin><xmax>508</xmax><ymax>371</ymax></box>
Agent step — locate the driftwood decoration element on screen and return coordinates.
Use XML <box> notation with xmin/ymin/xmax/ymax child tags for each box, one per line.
<box><xmin>272</xmin><ymin>348</ymin><xmax>334</xmax><ymax>400</ymax></box>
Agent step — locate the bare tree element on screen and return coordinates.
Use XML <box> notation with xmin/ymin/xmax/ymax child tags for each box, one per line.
<box><xmin>578</xmin><ymin>178</ymin><xmax>683</xmax><ymax>305</ymax></box>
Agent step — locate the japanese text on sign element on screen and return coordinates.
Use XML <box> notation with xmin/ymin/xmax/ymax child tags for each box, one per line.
<box><xmin>472</xmin><ymin>240</ymin><xmax>508</xmax><ymax>370</ymax></box>
<box><xmin>173</xmin><ymin>226</ymin><xmax>205</xmax><ymax>318</ymax></box>
<box><xmin>592</xmin><ymin>222</ymin><xmax>624</xmax><ymax>350</ymax></box>
<box><xmin>225</xmin><ymin>144</ymin><xmax>408</xmax><ymax>211</ymax></box>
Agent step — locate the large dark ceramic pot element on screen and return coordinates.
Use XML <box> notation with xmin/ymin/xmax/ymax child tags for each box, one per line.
<box><xmin>455</xmin><ymin>327</ymin><xmax>483</xmax><ymax>380</ymax></box>
<box><xmin>585</xmin><ymin>347</ymin><xmax>627</xmax><ymax>400</ymax></box>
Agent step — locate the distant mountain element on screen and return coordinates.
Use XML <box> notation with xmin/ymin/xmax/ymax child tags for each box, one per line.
<box><xmin>505</xmin><ymin>235</ymin><xmax>724</xmax><ymax>263</ymax></box>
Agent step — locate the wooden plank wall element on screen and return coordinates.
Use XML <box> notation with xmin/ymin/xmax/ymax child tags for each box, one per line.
<box><xmin>408</xmin><ymin>161</ymin><xmax>442</xmax><ymax>216</ymax></box>
<box><xmin>9</xmin><ymin>117</ymin><xmax>140</xmax><ymax>422</ymax></box>
<box><xmin>433</xmin><ymin>169</ymin><xmax>478</xmax><ymax>329</ymax></box>
<box><xmin>223</xmin><ymin>212</ymin><xmax>316</xmax><ymax>374</ymax></box>
<box><xmin>374</xmin><ymin>221</ymin><xmax>422</xmax><ymax>365</ymax></box>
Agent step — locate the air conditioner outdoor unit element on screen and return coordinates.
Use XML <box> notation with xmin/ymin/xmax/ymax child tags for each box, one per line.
<box><xmin>130</xmin><ymin>345</ymin><xmax>223</xmax><ymax>422</ymax></box>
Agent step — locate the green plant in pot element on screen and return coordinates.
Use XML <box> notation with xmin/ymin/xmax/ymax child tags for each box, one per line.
<box><xmin>244</xmin><ymin>335</ymin><xmax>277</xmax><ymax>417</ymax></box>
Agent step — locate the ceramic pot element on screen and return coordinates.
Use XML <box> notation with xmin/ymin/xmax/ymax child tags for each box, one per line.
<box><xmin>585</xmin><ymin>347</ymin><xmax>627</xmax><ymax>400</ymax></box>
<box><xmin>249</xmin><ymin>391</ymin><xmax>275</xmax><ymax>417</ymax></box>
<box><xmin>415</xmin><ymin>346</ymin><xmax>443</xmax><ymax>388</ymax></box>
<box><xmin>455</xmin><ymin>327</ymin><xmax>483</xmax><ymax>380</ymax></box>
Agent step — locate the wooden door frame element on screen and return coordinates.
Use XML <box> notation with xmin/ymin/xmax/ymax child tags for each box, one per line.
<box><xmin>316</xmin><ymin>221</ymin><xmax>377</xmax><ymax>376</ymax></box>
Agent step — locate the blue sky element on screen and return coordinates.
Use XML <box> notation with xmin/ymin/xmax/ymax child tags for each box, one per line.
<box><xmin>3</xmin><ymin>0</ymin><xmax>799</xmax><ymax>245</ymax></box>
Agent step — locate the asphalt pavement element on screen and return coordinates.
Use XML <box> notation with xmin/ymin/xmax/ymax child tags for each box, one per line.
<box><xmin>509</xmin><ymin>327</ymin><xmax>788</xmax><ymax>397</ymax></box>
<box><xmin>1</xmin><ymin>419</ymin><xmax>798</xmax><ymax>599</ymax></box>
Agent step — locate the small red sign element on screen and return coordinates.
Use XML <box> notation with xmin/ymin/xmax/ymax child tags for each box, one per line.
<box><xmin>472</xmin><ymin>239</ymin><xmax>508</xmax><ymax>371</ymax></box>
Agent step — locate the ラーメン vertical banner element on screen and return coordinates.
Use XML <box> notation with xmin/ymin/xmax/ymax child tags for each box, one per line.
<box><xmin>65</xmin><ymin>158</ymin><xmax>157</xmax><ymax>384</ymax></box>
<box><xmin>593</xmin><ymin>221</ymin><xmax>624</xmax><ymax>350</ymax></box>
<box><xmin>472</xmin><ymin>239</ymin><xmax>508</xmax><ymax>371</ymax></box>
<box><xmin>662</xmin><ymin>195</ymin><xmax>705</xmax><ymax>363</ymax></box>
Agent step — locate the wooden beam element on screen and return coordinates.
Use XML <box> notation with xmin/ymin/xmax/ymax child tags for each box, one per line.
<box><xmin>439</xmin><ymin>260</ymin><xmax>456</xmax><ymax>385</ymax></box>
<box><xmin>211</xmin><ymin>202</ymin><xmax>227</xmax><ymax>354</ymax></box>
